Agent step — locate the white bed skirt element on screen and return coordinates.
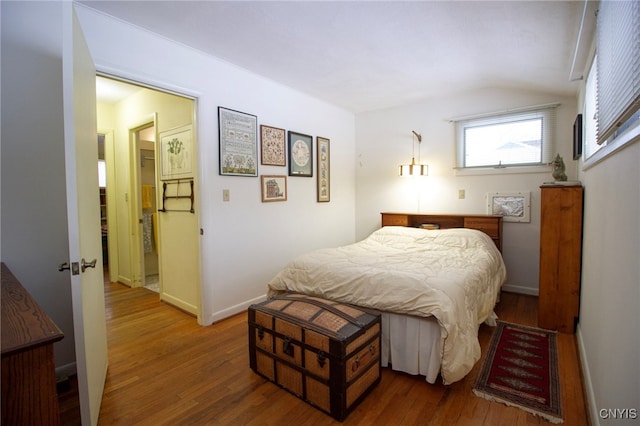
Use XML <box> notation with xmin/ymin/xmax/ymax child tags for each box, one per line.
<box><xmin>378</xmin><ymin>312</ymin><xmax>442</xmax><ymax>384</ymax></box>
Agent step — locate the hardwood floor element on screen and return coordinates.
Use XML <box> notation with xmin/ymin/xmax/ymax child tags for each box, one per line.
<box><xmin>60</xmin><ymin>282</ymin><xmax>588</xmax><ymax>425</ymax></box>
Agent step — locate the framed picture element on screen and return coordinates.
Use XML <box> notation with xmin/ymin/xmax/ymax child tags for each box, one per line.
<box><xmin>261</xmin><ymin>175</ymin><xmax>287</xmax><ymax>202</ymax></box>
<box><xmin>487</xmin><ymin>191</ymin><xmax>531</xmax><ymax>223</ymax></box>
<box><xmin>159</xmin><ymin>124</ymin><xmax>194</xmax><ymax>180</ymax></box>
<box><xmin>573</xmin><ymin>113</ymin><xmax>583</xmax><ymax>160</ymax></box>
<box><xmin>288</xmin><ymin>131</ymin><xmax>313</xmax><ymax>177</ymax></box>
<box><xmin>218</xmin><ymin>107</ymin><xmax>258</xmax><ymax>176</ymax></box>
<box><xmin>260</xmin><ymin>125</ymin><xmax>286</xmax><ymax>166</ymax></box>
<box><xmin>316</xmin><ymin>136</ymin><xmax>330</xmax><ymax>202</ymax></box>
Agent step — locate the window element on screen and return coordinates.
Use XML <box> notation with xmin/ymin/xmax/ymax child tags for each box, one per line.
<box><xmin>583</xmin><ymin>0</ymin><xmax>640</xmax><ymax>168</ymax></box>
<box><xmin>583</xmin><ymin>56</ymin><xmax>601</xmax><ymax>159</ymax></box>
<box><xmin>455</xmin><ymin>104</ymin><xmax>557</xmax><ymax>170</ymax></box>
<box><xmin>596</xmin><ymin>0</ymin><xmax>640</xmax><ymax>144</ymax></box>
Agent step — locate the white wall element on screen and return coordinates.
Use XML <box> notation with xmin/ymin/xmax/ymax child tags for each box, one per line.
<box><xmin>575</xmin><ymin>44</ymin><xmax>640</xmax><ymax>425</ymax></box>
<box><xmin>76</xmin><ymin>5</ymin><xmax>357</xmax><ymax>325</ymax></box>
<box><xmin>0</xmin><ymin>1</ymin><xmax>77</xmax><ymax>372</ymax></box>
<box><xmin>355</xmin><ymin>88</ymin><xmax>578</xmax><ymax>294</ymax></box>
<box><xmin>578</xmin><ymin>141</ymin><xmax>639</xmax><ymax>424</ymax></box>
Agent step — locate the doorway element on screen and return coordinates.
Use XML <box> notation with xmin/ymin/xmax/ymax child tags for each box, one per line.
<box><xmin>134</xmin><ymin>124</ymin><xmax>160</xmax><ymax>292</ymax></box>
<box><xmin>96</xmin><ymin>75</ymin><xmax>201</xmax><ymax>319</ymax></box>
<box><xmin>98</xmin><ymin>134</ymin><xmax>108</xmax><ymax>266</ymax></box>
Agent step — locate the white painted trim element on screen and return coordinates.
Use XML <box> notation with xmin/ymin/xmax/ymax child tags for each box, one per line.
<box><xmin>96</xmin><ymin>68</ymin><xmax>201</xmax><ymax>102</ymax></box>
<box><xmin>501</xmin><ymin>284</ymin><xmax>539</xmax><ymax>296</ymax></box>
<box><xmin>98</xmin><ymin>129</ymin><xmax>118</xmax><ymax>284</ymax></box>
<box><xmin>576</xmin><ymin>324</ymin><xmax>598</xmax><ymax>426</ymax></box>
<box><xmin>454</xmin><ymin>165</ymin><xmax>551</xmax><ymax>177</ymax></box>
<box><xmin>582</xmin><ymin>122</ymin><xmax>640</xmax><ymax>171</ymax></box>
<box><xmin>203</xmin><ymin>294</ymin><xmax>268</xmax><ymax>326</ymax></box>
<box><xmin>447</xmin><ymin>102</ymin><xmax>562</xmax><ymax>123</ymax></box>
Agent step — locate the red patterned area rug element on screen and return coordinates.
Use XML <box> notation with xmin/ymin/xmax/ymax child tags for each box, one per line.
<box><xmin>473</xmin><ymin>321</ymin><xmax>563</xmax><ymax>424</ymax></box>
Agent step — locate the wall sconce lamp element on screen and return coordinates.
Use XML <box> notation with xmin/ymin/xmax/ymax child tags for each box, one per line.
<box><xmin>398</xmin><ymin>130</ymin><xmax>428</xmax><ymax>176</ymax></box>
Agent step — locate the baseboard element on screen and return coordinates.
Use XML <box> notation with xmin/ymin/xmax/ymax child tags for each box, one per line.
<box><xmin>55</xmin><ymin>362</ymin><xmax>77</xmax><ymax>379</ymax></box>
<box><xmin>160</xmin><ymin>293</ymin><xmax>198</xmax><ymax>316</ymax></box>
<box><xmin>576</xmin><ymin>324</ymin><xmax>598</xmax><ymax>426</ymax></box>
<box><xmin>501</xmin><ymin>284</ymin><xmax>539</xmax><ymax>296</ymax></box>
<box><xmin>204</xmin><ymin>294</ymin><xmax>267</xmax><ymax>325</ymax></box>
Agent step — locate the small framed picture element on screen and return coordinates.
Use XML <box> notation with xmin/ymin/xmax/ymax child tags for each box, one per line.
<box><xmin>486</xmin><ymin>191</ymin><xmax>531</xmax><ymax>223</ymax></box>
<box><xmin>260</xmin><ymin>125</ymin><xmax>286</xmax><ymax>166</ymax></box>
<box><xmin>261</xmin><ymin>175</ymin><xmax>287</xmax><ymax>202</ymax></box>
<box><xmin>316</xmin><ymin>137</ymin><xmax>330</xmax><ymax>202</ymax></box>
<box><xmin>288</xmin><ymin>131</ymin><xmax>313</xmax><ymax>177</ymax></box>
<box><xmin>573</xmin><ymin>114</ymin><xmax>583</xmax><ymax>160</ymax></box>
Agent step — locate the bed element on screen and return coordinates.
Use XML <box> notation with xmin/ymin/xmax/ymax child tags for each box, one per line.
<box><xmin>267</xmin><ymin>213</ymin><xmax>506</xmax><ymax>385</ymax></box>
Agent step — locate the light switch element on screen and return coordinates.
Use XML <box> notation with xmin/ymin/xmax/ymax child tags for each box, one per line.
<box><xmin>458</xmin><ymin>189</ymin><xmax>465</xmax><ymax>199</ymax></box>
<box><xmin>223</xmin><ymin>189</ymin><xmax>230</xmax><ymax>202</ymax></box>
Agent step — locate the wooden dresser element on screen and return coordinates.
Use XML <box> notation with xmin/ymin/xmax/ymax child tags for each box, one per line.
<box><xmin>381</xmin><ymin>212</ymin><xmax>503</xmax><ymax>251</ymax></box>
<box><xmin>1</xmin><ymin>263</ymin><xmax>64</xmax><ymax>425</ymax></box>
<box><xmin>538</xmin><ymin>185</ymin><xmax>584</xmax><ymax>333</ymax></box>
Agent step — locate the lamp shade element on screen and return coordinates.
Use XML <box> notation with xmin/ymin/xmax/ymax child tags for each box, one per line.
<box><xmin>398</xmin><ymin>130</ymin><xmax>428</xmax><ymax>176</ymax></box>
<box><xmin>399</xmin><ymin>159</ymin><xmax>428</xmax><ymax>176</ymax></box>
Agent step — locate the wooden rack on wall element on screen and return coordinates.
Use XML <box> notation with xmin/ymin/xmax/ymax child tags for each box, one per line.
<box><xmin>159</xmin><ymin>179</ymin><xmax>194</xmax><ymax>213</ymax></box>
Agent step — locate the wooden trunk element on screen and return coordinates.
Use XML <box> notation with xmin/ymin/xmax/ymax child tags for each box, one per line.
<box><xmin>248</xmin><ymin>293</ymin><xmax>381</xmax><ymax>421</ymax></box>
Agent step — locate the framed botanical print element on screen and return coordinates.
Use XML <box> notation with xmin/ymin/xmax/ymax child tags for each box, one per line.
<box><xmin>218</xmin><ymin>107</ymin><xmax>258</xmax><ymax>176</ymax></box>
<box><xmin>260</xmin><ymin>125</ymin><xmax>286</xmax><ymax>166</ymax></box>
<box><xmin>288</xmin><ymin>131</ymin><xmax>313</xmax><ymax>177</ymax></box>
<box><xmin>159</xmin><ymin>124</ymin><xmax>193</xmax><ymax>180</ymax></box>
<box><xmin>316</xmin><ymin>136</ymin><xmax>330</xmax><ymax>202</ymax></box>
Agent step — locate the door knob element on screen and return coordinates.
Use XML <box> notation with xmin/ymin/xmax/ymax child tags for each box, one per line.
<box><xmin>81</xmin><ymin>258</ymin><xmax>97</xmax><ymax>272</ymax></box>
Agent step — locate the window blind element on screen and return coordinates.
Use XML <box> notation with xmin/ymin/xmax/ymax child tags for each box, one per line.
<box><xmin>596</xmin><ymin>0</ymin><xmax>640</xmax><ymax>144</ymax></box>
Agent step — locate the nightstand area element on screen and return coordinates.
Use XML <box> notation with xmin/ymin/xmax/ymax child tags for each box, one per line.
<box><xmin>380</xmin><ymin>212</ymin><xmax>502</xmax><ymax>251</ymax></box>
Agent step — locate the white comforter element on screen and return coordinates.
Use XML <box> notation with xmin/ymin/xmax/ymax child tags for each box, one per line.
<box><xmin>267</xmin><ymin>226</ymin><xmax>507</xmax><ymax>384</ymax></box>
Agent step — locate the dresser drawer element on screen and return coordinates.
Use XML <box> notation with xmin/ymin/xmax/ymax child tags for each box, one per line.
<box><xmin>463</xmin><ymin>218</ymin><xmax>500</xmax><ymax>238</ymax></box>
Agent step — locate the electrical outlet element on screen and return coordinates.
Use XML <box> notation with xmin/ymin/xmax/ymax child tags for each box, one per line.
<box><xmin>223</xmin><ymin>189</ymin><xmax>230</xmax><ymax>202</ymax></box>
<box><xmin>458</xmin><ymin>189</ymin><xmax>465</xmax><ymax>199</ymax></box>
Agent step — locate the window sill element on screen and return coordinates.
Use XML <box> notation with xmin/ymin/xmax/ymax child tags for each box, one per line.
<box><xmin>454</xmin><ymin>165</ymin><xmax>551</xmax><ymax>177</ymax></box>
<box><xmin>582</xmin><ymin>119</ymin><xmax>640</xmax><ymax>171</ymax></box>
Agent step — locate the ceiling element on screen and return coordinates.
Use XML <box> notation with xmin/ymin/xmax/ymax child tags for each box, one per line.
<box><xmin>84</xmin><ymin>1</ymin><xmax>588</xmax><ymax>113</ymax></box>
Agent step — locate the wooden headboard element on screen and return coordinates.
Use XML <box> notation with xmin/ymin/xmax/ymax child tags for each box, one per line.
<box><xmin>381</xmin><ymin>212</ymin><xmax>503</xmax><ymax>252</ymax></box>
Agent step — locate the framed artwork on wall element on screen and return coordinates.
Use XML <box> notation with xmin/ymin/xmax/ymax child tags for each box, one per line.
<box><xmin>486</xmin><ymin>191</ymin><xmax>531</xmax><ymax>223</ymax></box>
<box><xmin>288</xmin><ymin>131</ymin><xmax>313</xmax><ymax>177</ymax></box>
<box><xmin>218</xmin><ymin>107</ymin><xmax>258</xmax><ymax>176</ymax></box>
<box><xmin>159</xmin><ymin>124</ymin><xmax>194</xmax><ymax>180</ymax></box>
<box><xmin>260</xmin><ymin>125</ymin><xmax>286</xmax><ymax>166</ymax></box>
<box><xmin>261</xmin><ymin>175</ymin><xmax>287</xmax><ymax>202</ymax></box>
<box><xmin>573</xmin><ymin>113</ymin><xmax>583</xmax><ymax>160</ymax></box>
<box><xmin>316</xmin><ymin>136</ymin><xmax>330</xmax><ymax>202</ymax></box>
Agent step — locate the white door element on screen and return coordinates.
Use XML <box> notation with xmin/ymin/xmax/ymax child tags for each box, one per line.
<box><xmin>62</xmin><ymin>4</ymin><xmax>108</xmax><ymax>425</ymax></box>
